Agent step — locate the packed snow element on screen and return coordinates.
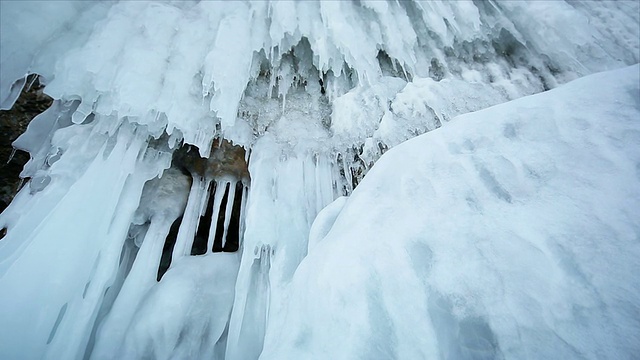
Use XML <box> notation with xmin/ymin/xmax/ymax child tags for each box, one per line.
<box><xmin>0</xmin><ymin>1</ymin><xmax>638</xmax><ymax>359</ymax></box>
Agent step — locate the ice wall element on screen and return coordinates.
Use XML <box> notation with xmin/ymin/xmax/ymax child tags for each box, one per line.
<box><xmin>261</xmin><ymin>64</ymin><xmax>640</xmax><ymax>360</ymax></box>
<box><xmin>0</xmin><ymin>1</ymin><xmax>638</xmax><ymax>359</ymax></box>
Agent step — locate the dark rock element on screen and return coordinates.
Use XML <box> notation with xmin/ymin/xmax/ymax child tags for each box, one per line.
<box><xmin>172</xmin><ymin>139</ymin><xmax>250</xmax><ymax>182</ymax></box>
<box><xmin>0</xmin><ymin>75</ymin><xmax>53</xmax><ymax>212</ymax></box>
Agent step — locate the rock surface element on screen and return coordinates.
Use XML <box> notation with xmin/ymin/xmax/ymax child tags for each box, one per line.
<box><xmin>0</xmin><ymin>75</ymin><xmax>52</xmax><ymax>212</ymax></box>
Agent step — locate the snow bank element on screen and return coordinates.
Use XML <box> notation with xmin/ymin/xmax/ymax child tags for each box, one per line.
<box><xmin>261</xmin><ymin>64</ymin><xmax>640</xmax><ymax>359</ymax></box>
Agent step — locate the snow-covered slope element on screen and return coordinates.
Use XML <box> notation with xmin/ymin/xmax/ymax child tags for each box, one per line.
<box><xmin>262</xmin><ymin>64</ymin><xmax>640</xmax><ymax>359</ymax></box>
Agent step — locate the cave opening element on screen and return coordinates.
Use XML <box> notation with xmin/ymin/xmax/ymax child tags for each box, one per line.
<box><xmin>212</xmin><ymin>181</ymin><xmax>244</xmax><ymax>253</ymax></box>
<box><xmin>155</xmin><ymin>139</ymin><xmax>249</xmax><ymax>281</ymax></box>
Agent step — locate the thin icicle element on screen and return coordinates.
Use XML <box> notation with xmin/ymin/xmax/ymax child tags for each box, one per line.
<box><xmin>342</xmin><ymin>154</ymin><xmax>353</xmax><ymax>194</ymax></box>
<box><xmin>315</xmin><ymin>155</ymin><xmax>326</xmax><ymax>214</ymax></box>
<box><xmin>244</xmin><ymin>147</ymin><xmax>251</xmax><ymax>166</ymax></box>
<box><xmin>26</xmin><ymin>74</ymin><xmax>38</xmax><ymax>92</ymax></box>
<box><xmin>220</xmin><ymin>181</ymin><xmax>237</xmax><ymax>248</ymax></box>
<box><xmin>7</xmin><ymin>148</ymin><xmax>16</xmax><ymax>164</ymax></box>
<box><xmin>206</xmin><ymin>180</ymin><xmax>228</xmax><ymax>251</ymax></box>
<box><xmin>172</xmin><ymin>176</ymin><xmax>208</xmax><ymax>261</ymax></box>
<box><xmin>238</xmin><ymin>185</ymin><xmax>249</xmax><ymax>249</ymax></box>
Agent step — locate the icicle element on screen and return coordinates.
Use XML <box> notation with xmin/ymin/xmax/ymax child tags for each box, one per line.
<box><xmin>238</xmin><ymin>185</ymin><xmax>249</xmax><ymax>249</ymax></box>
<box><xmin>303</xmin><ymin>156</ymin><xmax>317</xmax><ymax>225</ymax></box>
<box><xmin>244</xmin><ymin>147</ymin><xmax>251</xmax><ymax>166</ymax></box>
<box><xmin>16</xmin><ymin>177</ymin><xmax>25</xmax><ymax>193</ymax></box>
<box><xmin>342</xmin><ymin>153</ymin><xmax>353</xmax><ymax>194</ymax></box>
<box><xmin>282</xmin><ymin>93</ymin><xmax>286</xmax><ymax>112</ymax></box>
<box><xmin>26</xmin><ymin>74</ymin><xmax>38</xmax><ymax>92</ymax></box>
<box><xmin>400</xmin><ymin>63</ymin><xmax>410</xmax><ymax>81</ymax></box>
<box><xmin>315</xmin><ymin>155</ymin><xmax>325</xmax><ymax>214</ymax></box>
<box><xmin>196</xmin><ymin>179</ymin><xmax>212</xmax><ymax>222</ymax></box>
<box><xmin>269</xmin><ymin>70</ymin><xmax>277</xmax><ymax>99</ymax></box>
<box><xmin>171</xmin><ymin>176</ymin><xmax>208</xmax><ymax>261</ymax></box>
<box><xmin>206</xmin><ymin>180</ymin><xmax>227</xmax><ymax>251</ymax></box>
<box><xmin>220</xmin><ymin>181</ymin><xmax>237</xmax><ymax>248</ymax></box>
<box><xmin>7</xmin><ymin>148</ymin><xmax>16</xmax><ymax>164</ymax></box>
<box><xmin>91</xmin><ymin>216</ymin><xmax>174</xmax><ymax>359</ymax></box>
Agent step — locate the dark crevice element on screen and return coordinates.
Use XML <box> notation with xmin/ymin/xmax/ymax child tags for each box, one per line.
<box><xmin>153</xmin><ymin>140</ymin><xmax>248</xmax><ymax>278</ymax></box>
<box><xmin>429</xmin><ymin>58</ymin><xmax>445</xmax><ymax>81</ymax></box>
<box><xmin>223</xmin><ymin>182</ymin><xmax>244</xmax><ymax>252</ymax></box>
<box><xmin>376</xmin><ymin>50</ymin><xmax>411</xmax><ymax>81</ymax></box>
<box><xmin>157</xmin><ymin>215</ymin><xmax>183</xmax><ymax>281</ymax></box>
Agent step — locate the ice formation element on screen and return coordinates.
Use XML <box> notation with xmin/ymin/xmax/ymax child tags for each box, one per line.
<box><xmin>0</xmin><ymin>1</ymin><xmax>638</xmax><ymax>359</ymax></box>
<box><xmin>261</xmin><ymin>64</ymin><xmax>640</xmax><ymax>359</ymax></box>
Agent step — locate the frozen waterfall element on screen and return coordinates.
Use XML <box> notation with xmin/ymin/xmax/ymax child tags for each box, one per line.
<box><xmin>0</xmin><ymin>1</ymin><xmax>638</xmax><ymax>359</ymax></box>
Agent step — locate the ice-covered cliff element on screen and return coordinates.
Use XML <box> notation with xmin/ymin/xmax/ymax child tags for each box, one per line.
<box><xmin>261</xmin><ymin>63</ymin><xmax>640</xmax><ymax>360</ymax></box>
<box><xmin>0</xmin><ymin>1</ymin><xmax>638</xmax><ymax>359</ymax></box>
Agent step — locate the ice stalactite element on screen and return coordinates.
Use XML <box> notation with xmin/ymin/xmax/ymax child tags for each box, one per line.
<box><xmin>90</xmin><ymin>168</ymin><xmax>191</xmax><ymax>359</ymax></box>
<box><xmin>170</xmin><ymin>176</ymin><xmax>209</xmax><ymax>261</ymax></box>
<box><xmin>0</xmin><ymin>119</ymin><xmax>171</xmax><ymax>360</ymax></box>
<box><xmin>91</xmin><ymin>139</ymin><xmax>251</xmax><ymax>359</ymax></box>
<box><xmin>226</xmin><ymin>136</ymin><xmax>340</xmax><ymax>360</ymax></box>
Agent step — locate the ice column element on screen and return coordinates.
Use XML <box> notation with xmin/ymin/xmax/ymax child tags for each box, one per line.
<box><xmin>225</xmin><ymin>136</ymin><xmax>339</xmax><ymax>360</ymax></box>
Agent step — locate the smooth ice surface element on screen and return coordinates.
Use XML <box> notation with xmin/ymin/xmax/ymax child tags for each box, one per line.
<box><xmin>260</xmin><ymin>65</ymin><xmax>640</xmax><ymax>359</ymax></box>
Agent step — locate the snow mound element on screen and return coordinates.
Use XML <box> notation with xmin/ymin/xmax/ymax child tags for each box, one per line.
<box><xmin>261</xmin><ymin>64</ymin><xmax>640</xmax><ymax>359</ymax></box>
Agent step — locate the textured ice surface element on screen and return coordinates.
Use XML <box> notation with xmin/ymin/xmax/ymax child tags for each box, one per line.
<box><xmin>0</xmin><ymin>1</ymin><xmax>639</xmax><ymax>359</ymax></box>
<box><xmin>2</xmin><ymin>0</ymin><xmax>638</xmax><ymax>154</ymax></box>
<box><xmin>261</xmin><ymin>65</ymin><xmax>640</xmax><ymax>359</ymax></box>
